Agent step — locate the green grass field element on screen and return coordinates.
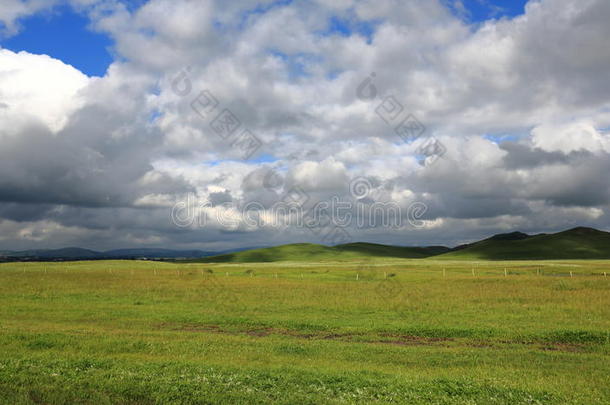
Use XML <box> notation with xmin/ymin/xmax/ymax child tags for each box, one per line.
<box><xmin>0</xmin><ymin>259</ymin><xmax>608</xmax><ymax>404</ymax></box>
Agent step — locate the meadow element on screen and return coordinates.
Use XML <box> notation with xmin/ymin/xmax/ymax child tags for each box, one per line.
<box><xmin>0</xmin><ymin>259</ymin><xmax>608</xmax><ymax>404</ymax></box>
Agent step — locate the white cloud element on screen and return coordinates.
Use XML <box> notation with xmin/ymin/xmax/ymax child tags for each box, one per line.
<box><xmin>0</xmin><ymin>0</ymin><xmax>58</xmax><ymax>37</ymax></box>
<box><xmin>0</xmin><ymin>49</ymin><xmax>90</xmax><ymax>133</ymax></box>
<box><xmin>289</xmin><ymin>158</ymin><xmax>349</xmax><ymax>192</ymax></box>
<box><xmin>531</xmin><ymin>121</ymin><xmax>609</xmax><ymax>154</ymax></box>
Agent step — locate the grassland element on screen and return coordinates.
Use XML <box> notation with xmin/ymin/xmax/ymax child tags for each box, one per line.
<box><xmin>193</xmin><ymin>242</ymin><xmax>449</xmax><ymax>263</ymax></box>
<box><xmin>0</xmin><ymin>259</ymin><xmax>608</xmax><ymax>404</ymax></box>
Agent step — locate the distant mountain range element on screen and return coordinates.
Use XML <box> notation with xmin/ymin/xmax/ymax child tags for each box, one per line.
<box><xmin>0</xmin><ymin>247</ymin><xmax>217</xmax><ymax>261</ymax></box>
<box><xmin>2</xmin><ymin>227</ymin><xmax>610</xmax><ymax>262</ymax></box>
<box><xmin>191</xmin><ymin>226</ymin><xmax>610</xmax><ymax>262</ymax></box>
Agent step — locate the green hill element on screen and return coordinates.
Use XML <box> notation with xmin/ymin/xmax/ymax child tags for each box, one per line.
<box><xmin>192</xmin><ymin>242</ymin><xmax>450</xmax><ymax>263</ymax></box>
<box><xmin>335</xmin><ymin>243</ymin><xmax>450</xmax><ymax>258</ymax></box>
<box><xmin>189</xmin><ymin>227</ymin><xmax>610</xmax><ymax>262</ymax></box>
<box><xmin>438</xmin><ymin>227</ymin><xmax>610</xmax><ymax>260</ymax></box>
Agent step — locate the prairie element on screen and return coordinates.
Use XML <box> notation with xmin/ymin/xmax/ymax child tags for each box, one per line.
<box><xmin>0</xmin><ymin>259</ymin><xmax>608</xmax><ymax>404</ymax></box>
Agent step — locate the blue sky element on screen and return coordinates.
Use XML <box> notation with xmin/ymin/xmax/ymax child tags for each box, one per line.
<box><xmin>0</xmin><ymin>0</ymin><xmax>530</xmax><ymax>78</ymax></box>
<box><xmin>0</xmin><ymin>4</ymin><xmax>113</xmax><ymax>77</ymax></box>
<box><xmin>447</xmin><ymin>0</ymin><xmax>529</xmax><ymax>22</ymax></box>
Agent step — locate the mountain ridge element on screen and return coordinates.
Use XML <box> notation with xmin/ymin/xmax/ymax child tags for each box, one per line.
<box><xmin>0</xmin><ymin>247</ymin><xmax>215</xmax><ymax>261</ymax></box>
<box><xmin>437</xmin><ymin>226</ymin><xmax>610</xmax><ymax>260</ymax></box>
<box><xmin>2</xmin><ymin>227</ymin><xmax>609</xmax><ymax>262</ymax></box>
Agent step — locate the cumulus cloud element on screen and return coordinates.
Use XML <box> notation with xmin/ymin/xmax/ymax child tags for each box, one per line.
<box><xmin>531</xmin><ymin>121</ymin><xmax>610</xmax><ymax>154</ymax></box>
<box><xmin>0</xmin><ymin>0</ymin><xmax>58</xmax><ymax>37</ymax></box>
<box><xmin>1</xmin><ymin>0</ymin><xmax>610</xmax><ymax>250</ymax></box>
<box><xmin>0</xmin><ymin>49</ymin><xmax>89</xmax><ymax>133</ymax></box>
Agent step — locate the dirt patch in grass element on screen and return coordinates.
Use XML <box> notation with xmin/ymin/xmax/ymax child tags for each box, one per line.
<box><xmin>497</xmin><ymin>339</ymin><xmax>590</xmax><ymax>353</ymax></box>
<box><xmin>155</xmin><ymin>322</ymin><xmax>600</xmax><ymax>353</ymax></box>
<box><xmin>155</xmin><ymin>323</ymin><xmax>512</xmax><ymax>349</ymax></box>
<box><xmin>245</xmin><ymin>328</ymin><xmax>274</xmax><ymax>337</ymax></box>
<box><xmin>177</xmin><ymin>324</ymin><xmax>222</xmax><ymax>333</ymax></box>
<box><xmin>374</xmin><ymin>333</ymin><xmax>453</xmax><ymax>346</ymax></box>
<box><xmin>538</xmin><ymin>343</ymin><xmax>586</xmax><ymax>352</ymax></box>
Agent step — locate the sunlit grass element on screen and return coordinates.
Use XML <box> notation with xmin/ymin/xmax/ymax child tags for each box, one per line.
<box><xmin>0</xmin><ymin>259</ymin><xmax>608</xmax><ymax>404</ymax></box>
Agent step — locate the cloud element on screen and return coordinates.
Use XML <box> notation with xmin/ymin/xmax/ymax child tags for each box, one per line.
<box><xmin>0</xmin><ymin>49</ymin><xmax>89</xmax><ymax>133</ymax></box>
<box><xmin>1</xmin><ymin>0</ymin><xmax>610</xmax><ymax>250</ymax></box>
<box><xmin>531</xmin><ymin>121</ymin><xmax>609</xmax><ymax>154</ymax></box>
<box><xmin>0</xmin><ymin>0</ymin><xmax>58</xmax><ymax>37</ymax></box>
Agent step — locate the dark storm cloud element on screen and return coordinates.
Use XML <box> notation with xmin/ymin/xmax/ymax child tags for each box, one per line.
<box><xmin>500</xmin><ymin>142</ymin><xmax>572</xmax><ymax>169</ymax></box>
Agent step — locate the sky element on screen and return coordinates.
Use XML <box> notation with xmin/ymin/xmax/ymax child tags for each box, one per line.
<box><xmin>0</xmin><ymin>0</ymin><xmax>609</xmax><ymax>251</ymax></box>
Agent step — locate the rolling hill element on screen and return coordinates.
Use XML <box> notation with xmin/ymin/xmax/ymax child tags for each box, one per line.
<box><xmin>192</xmin><ymin>227</ymin><xmax>610</xmax><ymax>262</ymax></box>
<box><xmin>2</xmin><ymin>227</ymin><xmax>609</xmax><ymax>262</ymax></box>
<box><xmin>192</xmin><ymin>242</ymin><xmax>451</xmax><ymax>263</ymax></box>
<box><xmin>437</xmin><ymin>227</ymin><xmax>610</xmax><ymax>260</ymax></box>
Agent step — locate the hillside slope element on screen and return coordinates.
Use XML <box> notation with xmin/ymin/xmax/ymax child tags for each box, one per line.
<box><xmin>193</xmin><ymin>242</ymin><xmax>450</xmax><ymax>263</ymax></box>
<box><xmin>439</xmin><ymin>227</ymin><xmax>610</xmax><ymax>260</ymax></box>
